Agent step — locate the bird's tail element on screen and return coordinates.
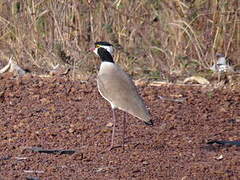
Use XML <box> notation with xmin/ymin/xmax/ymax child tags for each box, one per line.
<box><xmin>144</xmin><ymin>119</ymin><xmax>153</xmax><ymax>126</ymax></box>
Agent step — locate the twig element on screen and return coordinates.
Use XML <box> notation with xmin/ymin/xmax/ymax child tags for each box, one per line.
<box><xmin>158</xmin><ymin>95</ymin><xmax>186</xmax><ymax>102</ymax></box>
<box><xmin>24</xmin><ymin>147</ymin><xmax>76</xmax><ymax>155</ymax></box>
<box><xmin>24</xmin><ymin>170</ymin><xmax>44</xmax><ymax>174</ymax></box>
<box><xmin>26</xmin><ymin>177</ymin><xmax>40</xmax><ymax>180</ymax></box>
<box><xmin>207</xmin><ymin>140</ymin><xmax>240</xmax><ymax>147</ymax></box>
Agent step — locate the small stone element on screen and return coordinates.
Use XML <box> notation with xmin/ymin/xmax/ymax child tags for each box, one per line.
<box><xmin>68</xmin><ymin>128</ymin><xmax>75</xmax><ymax>133</ymax></box>
<box><xmin>142</xmin><ymin>161</ymin><xmax>149</xmax><ymax>165</ymax></box>
<box><xmin>102</xmin><ymin>129</ymin><xmax>111</xmax><ymax>133</ymax></box>
<box><xmin>215</xmin><ymin>154</ymin><xmax>223</xmax><ymax>160</ymax></box>
<box><xmin>106</xmin><ymin>122</ymin><xmax>113</xmax><ymax>127</ymax></box>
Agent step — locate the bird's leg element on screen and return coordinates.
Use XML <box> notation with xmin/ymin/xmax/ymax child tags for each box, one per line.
<box><xmin>122</xmin><ymin>112</ymin><xmax>127</xmax><ymax>150</ymax></box>
<box><xmin>109</xmin><ymin>108</ymin><xmax>116</xmax><ymax>151</ymax></box>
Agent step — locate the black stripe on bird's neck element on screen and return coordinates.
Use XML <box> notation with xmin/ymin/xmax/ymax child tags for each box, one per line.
<box><xmin>97</xmin><ymin>47</ymin><xmax>114</xmax><ymax>63</ymax></box>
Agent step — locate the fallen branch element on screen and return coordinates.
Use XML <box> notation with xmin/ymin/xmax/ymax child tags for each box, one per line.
<box><xmin>207</xmin><ymin>140</ymin><xmax>240</xmax><ymax>147</ymax></box>
<box><xmin>24</xmin><ymin>147</ymin><xmax>76</xmax><ymax>155</ymax></box>
<box><xmin>0</xmin><ymin>56</ymin><xmax>26</xmax><ymax>76</ymax></box>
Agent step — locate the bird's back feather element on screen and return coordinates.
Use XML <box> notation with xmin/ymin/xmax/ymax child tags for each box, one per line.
<box><xmin>97</xmin><ymin>62</ymin><xmax>151</xmax><ymax>123</ymax></box>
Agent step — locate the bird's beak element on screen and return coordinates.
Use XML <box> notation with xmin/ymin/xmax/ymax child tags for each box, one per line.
<box><xmin>89</xmin><ymin>47</ymin><xmax>95</xmax><ymax>51</ymax></box>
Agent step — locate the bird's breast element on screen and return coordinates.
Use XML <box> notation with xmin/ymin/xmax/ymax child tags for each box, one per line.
<box><xmin>99</xmin><ymin>62</ymin><xmax>116</xmax><ymax>75</ymax></box>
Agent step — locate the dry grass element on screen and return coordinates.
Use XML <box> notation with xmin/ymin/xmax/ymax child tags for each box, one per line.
<box><xmin>0</xmin><ymin>0</ymin><xmax>239</xmax><ymax>80</ymax></box>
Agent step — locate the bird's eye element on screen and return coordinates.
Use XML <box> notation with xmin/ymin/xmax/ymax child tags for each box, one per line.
<box><xmin>96</xmin><ymin>44</ymin><xmax>100</xmax><ymax>48</ymax></box>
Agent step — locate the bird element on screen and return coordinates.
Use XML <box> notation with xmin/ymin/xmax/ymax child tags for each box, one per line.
<box><xmin>210</xmin><ymin>53</ymin><xmax>233</xmax><ymax>72</ymax></box>
<box><xmin>91</xmin><ymin>41</ymin><xmax>153</xmax><ymax>150</ymax></box>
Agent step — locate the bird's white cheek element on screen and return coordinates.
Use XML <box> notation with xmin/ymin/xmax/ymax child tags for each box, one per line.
<box><xmin>101</xmin><ymin>45</ymin><xmax>113</xmax><ymax>55</ymax></box>
<box><xmin>106</xmin><ymin>46</ymin><xmax>113</xmax><ymax>55</ymax></box>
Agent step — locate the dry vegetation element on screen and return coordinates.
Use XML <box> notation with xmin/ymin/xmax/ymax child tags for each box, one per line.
<box><xmin>0</xmin><ymin>0</ymin><xmax>239</xmax><ymax>80</ymax></box>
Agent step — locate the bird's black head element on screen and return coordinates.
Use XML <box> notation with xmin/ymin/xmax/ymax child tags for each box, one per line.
<box><xmin>92</xmin><ymin>41</ymin><xmax>114</xmax><ymax>56</ymax></box>
<box><xmin>95</xmin><ymin>41</ymin><xmax>113</xmax><ymax>47</ymax></box>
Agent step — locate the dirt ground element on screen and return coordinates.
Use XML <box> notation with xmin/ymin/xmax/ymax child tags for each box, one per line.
<box><xmin>0</xmin><ymin>73</ymin><xmax>239</xmax><ymax>180</ymax></box>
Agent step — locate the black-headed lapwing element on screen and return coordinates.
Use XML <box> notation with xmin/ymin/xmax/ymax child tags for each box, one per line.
<box><xmin>91</xmin><ymin>41</ymin><xmax>153</xmax><ymax>150</ymax></box>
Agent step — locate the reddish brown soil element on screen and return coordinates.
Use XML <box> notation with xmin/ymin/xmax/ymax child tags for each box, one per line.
<box><xmin>0</xmin><ymin>73</ymin><xmax>239</xmax><ymax>180</ymax></box>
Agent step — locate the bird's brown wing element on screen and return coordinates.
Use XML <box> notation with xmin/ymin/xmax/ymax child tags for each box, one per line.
<box><xmin>97</xmin><ymin>67</ymin><xmax>150</xmax><ymax>122</ymax></box>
